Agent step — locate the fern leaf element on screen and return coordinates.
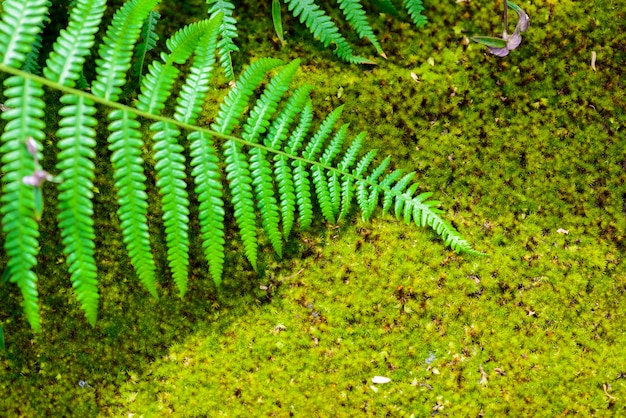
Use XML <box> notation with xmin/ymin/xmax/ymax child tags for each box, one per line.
<box><xmin>293</xmin><ymin>160</ymin><xmax>313</xmax><ymax>230</ymax></box>
<box><xmin>337</xmin><ymin>132</ymin><xmax>365</xmax><ymax>221</ymax></box>
<box><xmin>0</xmin><ymin>76</ymin><xmax>46</xmax><ymax>332</ymax></box>
<box><xmin>0</xmin><ymin>0</ymin><xmax>49</xmax><ymax>68</ymax></box>
<box><xmin>133</xmin><ymin>10</ymin><xmax>161</xmax><ymax>86</ymax></box>
<box><xmin>137</xmin><ymin>21</ymin><xmax>212</xmax><ymax>296</ymax></box>
<box><xmin>215</xmin><ymin>58</ymin><xmax>284</xmax><ymax>269</ymax></box>
<box><xmin>92</xmin><ymin>0</ymin><xmax>162</xmax><ymax>296</ymax></box>
<box><xmin>107</xmin><ymin>110</ymin><xmax>157</xmax><ymax>297</ymax></box>
<box><xmin>213</xmin><ymin>58</ymin><xmax>284</xmax><ymax>134</ymax></box>
<box><xmin>338</xmin><ymin>0</ymin><xmax>386</xmax><ymax>58</ymax></box>
<box><xmin>303</xmin><ymin>105</ymin><xmax>344</xmax><ymax>160</ymax></box>
<box><xmin>224</xmin><ymin>140</ymin><xmax>258</xmax><ymax>269</ymax></box>
<box><xmin>190</xmin><ymin>132</ymin><xmax>225</xmax><ymax>284</ymax></box>
<box><xmin>173</xmin><ymin>15</ymin><xmax>225</xmax><ymax>285</ymax></box>
<box><xmin>265</xmin><ymin>84</ymin><xmax>315</xmax><ymax>150</ymax></box>
<box><xmin>206</xmin><ymin>0</ymin><xmax>239</xmax><ymax>80</ymax></box>
<box><xmin>43</xmin><ymin>0</ymin><xmax>107</xmax><ymax>87</ymax></box>
<box><xmin>91</xmin><ymin>0</ymin><xmax>161</xmax><ymax>101</ymax></box>
<box><xmin>283</xmin><ymin>99</ymin><xmax>314</xmax><ymax>231</ymax></box>
<box><xmin>151</xmin><ymin>121</ymin><xmax>190</xmax><ymax>296</ymax></box>
<box><xmin>55</xmin><ymin>95</ymin><xmax>99</xmax><ymax>326</ymax></box>
<box><xmin>312</xmin><ymin>165</ymin><xmax>334</xmax><ymax>223</ymax></box>
<box><xmin>403</xmin><ymin>0</ymin><xmax>427</xmax><ymax>28</ymax></box>
<box><xmin>320</xmin><ymin>123</ymin><xmax>349</xmax><ymax>218</ymax></box>
<box><xmin>284</xmin><ymin>0</ymin><xmax>374</xmax><ymax>64</ymax></box>
<box><xmin>244</xmin><ymin>59</ymin><xmax>299</xmax><ymax>257</ymax></box>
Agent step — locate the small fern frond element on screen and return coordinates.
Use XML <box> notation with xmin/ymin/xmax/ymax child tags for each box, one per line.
<box><xmin>403</xmin><ymin>0</ymin><xmax>427</xmax><ymax>28</ymax></box>
<box><xmin>216</xmin><ymin>58</ymin><xmax>284</xmax><ymax>270</ymax></box>
<box><xmin>224</xmin><ymin>140</ymin><xmax>258</xmax><ymax>269</ymax></box>
<box><xmin>206</xmin><ymin>0</ymin><xmax>239</xmax><ymax>80</ymax></box>
<box><xmin>43</xmin><ymin>0</ymin><xmax>107</xmax><ymax>87</ymax></box>
<box><xmin>285</xmin><ymin>99</ymin><xmax>314</xmax><ymax>230</ymax></box>
<box><xmin>0</xmin><ymin>76</ymin><xmax>46</xmax><ymax>332</ymax></box>
<box><xmin>151</xmin><ymin>121</ymin><xmax>190</xmax><ymax>296</ymax></box>
<box><xmin>137</xmin><ymin>21</ymin><xmax>212</xmax><ymax>296</ymax></box>
<box><xmin>91</xmin><ymin>0</ymin><xmax>161</xmax><ymax>101</ymax></box>
<box><xmin>174</xmin><ymin>14</ymin><xmax>225</xmax><ymax>285</ymax></box>
<box><xmin>92</xmin><ymin>0</ymin><xmax>161</xmax><ymax>297</ymax></box>
<box><xmin>284</xmin><ymin>0</ymin><xmax>373</xmax><ymax>64</ymax></box>
<box><xmin>190</xmin><ymin>131</ymin><xmax>225</xmax><ymax>284</ymax></box>
<box><xmin>244</xmin><ymin>60</ymin><xmax>299</xmax><ymax>257</ymax></box>
<box><xmin>133</xmin><ymin>10</ymin><xmax>161</xmax><ymax>86</ymax></box>
<box><xmin>107</xmin><ymin>109</ymin><xmax>157</xmax><ymax>297</ymax></box>
<box><xmin>0</xmin><ymin>0</ymin><xmax>49</xmax><ymax>68</ymax></box>
<box><xmin>55</xmin><ymin>95</ymin><xmax>99</xmax><ymax>326</ymax></box>
<box><xmin>338</xmin><ymin>0</ymin><xmax>386</xmax><ymax>58</ymax></box>
<box><xmin>213</xmin><ymin>58</ymin><xmax>284</xmax><ymax>135</ymax></box>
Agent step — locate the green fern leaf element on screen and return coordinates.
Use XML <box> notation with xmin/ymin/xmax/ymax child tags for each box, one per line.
<box><xmin>133</xmin><ymin>10</ymin><xmax>161</xmax><ymax>86</ymax></box>
<box><xmin>0</xmin><ymin>0</ymin><xmax>49</xmax><ymax>68</ymax></box>
<box><xmin>42</xmin><ymin>0</ymin><xmax>107</xmax><ymax>326</ymax></box>
<box><xmin>0</xmin><ymin>76</ymin><xmax>46</xmax><ymax>332</ymax></box>
<box><xmin>320</xmin><ymin>123</ymin><xmax>349</xmax><ymax>217</ymax></box>
<box><xmin>245</xmin><ymin>59</ymin><xmax>299</xmax><ymax>257</ymax></box>
<box><xmin>107</xmin><ymin>110</ymin><xmax>157</xmax><ymax>297</ymax></box>
<box><xmin>206</xmin><ymin>0</ymin><xmax>239</xmax><ymax>80</ymax></box>
<box><xmin>91</xmin><ymin>0</ymin><xmax>161</xmax><ymax>101</ymax></box>
<box><xmin>137</xmin><ymin>21</ymin><xmax>211</xmax><ymax>296</ymax></box>
<box><xmin>173</xmin><ymin>15</ymin><xmax>225</xmax><ymax>285</ymax></box>
<box><xmin>190</xmin><ymin>132</ymin><xmax>225</xmax><ymax>284</ymax></box>
<box><xmin>284</xmin><ymin>99</ymin><xmax>314</xmax><ymax>231</ymax></box>
<box><xmin>284</xmin><ymin>0</ymin><xmax>374</xmax><ymax>64</ymax></box>
<box><xmin>216</xmin><ymin>58</ymin><xmax>284</xmax><ymax>270</ymax></box>
<box><xmin>403</xmin><ymin>0</ymin><xmax>427</xmax><ymax>27</ymax></box>
<box><xmin>92</xmin><ymin>0</ymin><xmax>161</xmax><ymax>296</ymax></box>
<box><xmin>55</xmin><ymin>95</ymin><xmax>99</xmax><ymax>326</ymax></box>
<box><xmin>338</xmin><ymin>0</ymin><xmax>386</xmax><ymax>58</ymax></box>
<box><xmin>43</xmin><ymin>0</ymin><xmax>106</xmax><ymax>87</ymax></box>
<box><xmin>336</xmin><ymin>131</ymin><xmax>365</xmax><ymax>221</ymax></box>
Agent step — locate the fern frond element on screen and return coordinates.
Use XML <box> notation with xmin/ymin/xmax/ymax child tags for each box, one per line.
<box><xmin>137</xmin><ymin>21</ymin><xmax>212</xmax><ymax>296</ymax></box>
<box><xmin>133</xmin><ymin>10</ymin><xmax>161</xmax><ymax>86</ymax></box>
<box><xmin>43</xmin><ymin>0</ymin><xmax>107</xmax><ymax>87</ymax></box>
<box><xmin>190</xmin><ymin>132</ymin><xmax>225</xmax><ymax>284</ymax></box>
<box><xmin>284</xmin><ymin>0</ymin><xmax>373</xmax><ymax>64</ymax></box>
<box><xmin>173</xmin><ymin>14</ymin><xmax>225</xmax><ymax>286</ymax></box>
<box><xmin>55</xmin><ymin>95</ymin><xmax>99</xmax><ymax>326</ymax></box>
<box><xmin>206</xmin><ymin>0</ymin><xmax>239</xmax><ymax>80</ymax></box>
<box><xmin>0</xmin><ymin>0</ymin><xmax>49</xmax><ymax>68</ymax></box>
<box><xmin>403</xmin><ymin>0</ymin><xmax>427</xmax><ymax>28</ymax></box>
<box><xmin>338</xmin><ymin>0</ymin><xmax>386</xmax><ymax>58</ymax></box>
<box><xmin>107</xmin><ymin>109</ymin><xmax>157</xmax><ymax>297</ymax></box>
<box><xmin>92</xmin><ymin>0</ymin><xmax>161</xmax><ymax>296</ymax></box>
<box><xmin>0</xmin><ymin>76</ymin><xmax>46</xmax><ymax>332</ymax></box>
<box><xmin>244</xmin><ymin>59</ymin><xmax>299</xmax><ymax>257</ymax></box>
<box><xmin>216</xmin><ymin>58</ymin><xmax>284</xmax><ymax>270</ymax></box>
<box><xmin>151</xmin><ymin>121</ymin><xmax>190</xmax><ymax>296</ymax></box>
<box><xmin>284</xmin><ymin>99</ymin><xmax>313</xmax><ymax>231</ymax></box>
<box><xmin>91</xmin><ymin>0</ymin><xmax>161</xmax><ymax>101</ymax></box>
<box><xmin>337</xmin><ymin>132</ymin><xmax>365</xmax><ymax>220</ymax></box>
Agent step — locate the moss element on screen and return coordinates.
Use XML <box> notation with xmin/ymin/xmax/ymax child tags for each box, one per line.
<box><xmin>1</xmin><ymin>0</ymin><xmax>626</xmax><ymax>416</ymax></box>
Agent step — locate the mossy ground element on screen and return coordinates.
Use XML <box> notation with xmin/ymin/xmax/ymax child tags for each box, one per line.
<box><xmin>1</xmin><ymin>0</ymin><xmax>626</xmax><ymax>416</ymax></box>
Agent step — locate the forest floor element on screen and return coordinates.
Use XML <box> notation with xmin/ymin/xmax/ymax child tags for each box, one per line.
<box><xmin>1</xmin><ymin>0</ymin><xmax>625</xmax><ymax>416</ymax></box>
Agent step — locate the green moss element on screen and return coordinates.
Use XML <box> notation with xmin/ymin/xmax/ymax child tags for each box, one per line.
<box><xmin>1</xmin><ymin>0</ymin><xmax>626</xmax><ymax>415</ymax></box>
